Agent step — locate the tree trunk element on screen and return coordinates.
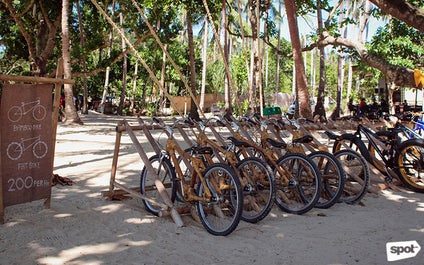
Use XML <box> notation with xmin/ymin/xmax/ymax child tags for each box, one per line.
<box><xmin>200</xmin><ymin>19</ymin><xmax>208</xmax><ymax>112</ymax></box>
<box><xmin>77</xmin><ymin>0</ymin><xmax>88</xmax><ymax>114</ymax></box>
<box><xmin>248</xmin><ymin>0</ymin><xmax>261</xmax><ymax>113</ymax></box>
<box><xmin>313</xmin><ymin>1</ymin><xmax>327</xmax><ymax>120</ymax></box>
<box><xmin>275</xmin><ymin>0</ymin><xmax>282</xmax><ymax>93</ymax></box>
<box><xmin>186</xmin><ymin>10</ymin><xmax>200</xmax><ymax>121</ymax></box>
<box><xmin>131</xmin><ymin>60</ymin><xmax>138</xmax><ymax>113</ymax></box>
<box><xmin>222</xmin><ymin>0</ymin><xmax>232</xmax><ymax>115</ymax></box>
<box><xmin>100</xmin><ymin>1</ymin><xmax>115</xmax><ymax>112</ymax></box>
<box><xmin>285</xmin><ymin>0</ymin><xmax>312</xmax><ymax>118</ymax></box>
<box><xmin>117</xmin><ymin>12</ymin><xmax>127</xmax><ymax>116</ymax></box>
<box><xmin>160</xmin><ymin>45</ymin><xmax>167</xmax><ymax>114</ymax></box>
<box><xmin>62</xmin><ymin>0</ymin><xmax>83</xmax><ymax>125</ymax></box>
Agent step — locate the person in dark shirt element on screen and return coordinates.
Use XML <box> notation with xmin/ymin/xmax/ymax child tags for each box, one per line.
<box><xmin>358</xmin><ymin>98</ymin><xmax>367</xmax><ymax>116</ymax></box>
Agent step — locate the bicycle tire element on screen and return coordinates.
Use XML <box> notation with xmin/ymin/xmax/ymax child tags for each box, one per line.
<box><xmin>308</xmin><ymin>151</ymin><xmax>345</xmax><ymax>209</ymax></box>
<box><xmin>273</xmin><ymin>153</ymin><xmax>322</xmax><ymax>215</ymax></box>
<box><xmin>333</xmin><ymin>150</ymin><xmax>370</xmax><ymax>204</ymax></box>
<box><xmin>195</xmin><ymin>163</ymin><xmax>243</xmax><ymax>236</ymax></box>
<box><xmin>394</xmin><ymin>139</ymin><xmax>424</xmax><ymax>193</ymax></box>
<box><xmin>140</xmin><ymin>154</ymin><xmax>177</xmax><ymax>216</ymax></box>
<box><xmin>236</xmin><ymin>157</ymin><xmax>275</xmax><ymax>223</ymax></box>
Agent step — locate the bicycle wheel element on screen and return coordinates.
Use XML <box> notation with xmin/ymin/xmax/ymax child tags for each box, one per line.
<box><xmin>273</xmin><ymin>153</ymin><xmax>321</xmax><ymax>215</ymax></box>
<box><xmin>332</xmin><ymin>134</ymin><xmax>375</xmax><ymax>167</ymax></box>
<box><xmin>333</xmin><ymin>150</ymin><xmax>370</xmax><ymax>204</ymax></box>
<box><xmin>394</xmin><ymin>139</ymin><xmax>424</xmax><ymax>193</ymax></box>
<box><xmin>308</xmin><ymin>151</ymin><xmax>345</xmax><ymax>209</ymax></box>
<box><xmin>236</xmin><ymin>157</ymin><xmax>275</xmax><ymax>223</ymax></box>
<box><xmin>196</xmin><ymin>163</ymin><xmax>243</xmax><ymax>236</ymax></box>
<box><xmin>140</xmin><ymin>154</ymin><xmax>177</xmax><ymax>216</ymax></box>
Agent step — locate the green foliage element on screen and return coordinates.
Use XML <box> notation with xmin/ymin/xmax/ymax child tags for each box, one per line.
<box><xmin>1</xmin><ymin>0</ymin><xmax>422</xmax><ymax>117</ymax></box>
<box><xmin>369</xmin><ymin>19</ymin><xmax>424</xmax><ymax>69</ymax></box>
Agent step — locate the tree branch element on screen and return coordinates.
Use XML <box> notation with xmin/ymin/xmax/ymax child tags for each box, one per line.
<box><xmin>306</xmin><ymin>32</ymin><xmax>417</xmax><ymax>88</ymax></box>
<box><xmin>369</xmin><ymin>0</ymin><xmax>424</xmax><ymax>32</ymax></box>
<box><xmin>70</xmin><ymin>32</ymin><xmax>152</xmax><ymax>78</ymax></box>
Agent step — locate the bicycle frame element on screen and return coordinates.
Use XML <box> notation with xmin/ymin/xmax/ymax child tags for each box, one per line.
<box><xmin>161</xmin><ymin>125</ymin><xmax>214</xmax><ymax>202</ymax></box>
<box><xmin>224</xmin><ymin>121</ymin><xmax>292</xmax><ymax>186</ymax></box>
<box><xmin>193</xmin><ymin>121</ymin><xmax>260</xmax><ymax>190</ymax></box>
<box><xmin>347</xmin><ymin>124</ymin><xmax>396</xmax><ymax>179</ymax></box>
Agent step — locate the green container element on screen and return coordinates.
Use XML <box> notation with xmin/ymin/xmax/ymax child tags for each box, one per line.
<box><xmin>263</xmin><ymin>106</ymin><xmax>282</xmax><ymax>116</ymax></box>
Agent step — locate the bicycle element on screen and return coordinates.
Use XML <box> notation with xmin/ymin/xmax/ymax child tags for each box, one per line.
<box><xmin>139</xmin><ymin>118</ymin><xmax>243</xmax><ymax>236</ymax></box>
<box><xmin>329</xmin><ymin>122</ymin><xmax>424</xmax><ymax>193</ymax></box>
<box><xmin>412</xmin><ymin>115</ymin><xmax>424</xmax><ymax>137</ymax></box>
<box><xmin>276</xmin><ymin>115</ymin><xmax>371</xmax><ymax>204</ymax></box>
<box><xmin>192</xmin><ymin>118</ymin><xmax>275</xmax><ymax>223</ymax></box>
<box><xmin>267</xmin><ymin>117</ymin><xmax>345</xmax><ymax>209</ymax></box>
<box><xmin>222</xmin><ymin>117</ymin><xmax>322</xmax><ymax>215</ymax></box>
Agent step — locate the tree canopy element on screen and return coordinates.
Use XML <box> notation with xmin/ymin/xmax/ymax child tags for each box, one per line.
<box><xmin>1</xmin><ymin>0</ymin><xmax>423</xmax><ymax>121</ymax></box>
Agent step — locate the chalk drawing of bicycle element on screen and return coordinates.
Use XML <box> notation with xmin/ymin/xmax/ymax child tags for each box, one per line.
<box><xmin>7</xmin><ymin>97</ymin><xmax>47</xmax><ymax>123</ymax></box>
<box><xmin>6</xmin><ymin>135</ymin><xmax>48</xmax><ymax>160</ymax></box>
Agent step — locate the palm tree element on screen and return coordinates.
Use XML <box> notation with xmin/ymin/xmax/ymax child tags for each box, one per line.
<box><xmin>285</xmin><ymin>0</ymin><xmax>312</xmax><ymax>118</ymax></box>
<box><xmin>62</xmin><ymin>0</ymin><xmax>83</xmax><ymax>124</ymax></box>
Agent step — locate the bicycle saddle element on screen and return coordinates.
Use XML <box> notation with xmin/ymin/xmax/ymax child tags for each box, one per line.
<box><xmin>325</xmin><ymin>131</ymin><xmax>340</xmax><ymax>140</ymax></box>
<box><xmin>227</xmin><ymin>136</ymin><xmax>253</xmax><ymax>148</ymax></box>
<box><xmin>293</xmin><ymin>135</ymin><xmax>314</xmax><ymax>144</ymax></box>
<box><xmin>325</xmin><ymin>130</ymin><xmax>356</xmax><ymax>141</ymax></box>
<box><xmin>265</xmin><ymin>138</ymin><xmax>287</xmax><ymax>148</ymax></box>
<box><xmin>189</xmin><ymin>146</ymin><xmax>214</xmax><ymax>155</ymax></box>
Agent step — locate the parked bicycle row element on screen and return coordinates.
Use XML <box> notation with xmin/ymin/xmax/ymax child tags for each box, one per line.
<box><xmin>136</xmin><ymin>113</ymin><xmax>424</xmax><ymax>236</ymax></box>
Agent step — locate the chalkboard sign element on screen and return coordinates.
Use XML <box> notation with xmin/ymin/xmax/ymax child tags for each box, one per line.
<box><xmin>1</xmin><ymin>84</ymin><xmax>53</xmax><ymax>207</ymax></box>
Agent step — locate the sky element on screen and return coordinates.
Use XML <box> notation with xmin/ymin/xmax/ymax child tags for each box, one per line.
<box><xmin>279</xmin><ymin>6</ymin><xmax>388</xmax><ymax>44</ymax></box>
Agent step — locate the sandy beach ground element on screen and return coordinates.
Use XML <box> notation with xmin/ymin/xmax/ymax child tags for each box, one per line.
<box><xmin>1</xmin><ymin>111</ymin><xmax>423</xmax><ymax>265</ymax></box>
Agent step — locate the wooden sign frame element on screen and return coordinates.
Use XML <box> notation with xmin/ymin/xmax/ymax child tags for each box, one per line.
<box><xmin>0</xmin><ymin>60</ymin><xmax>73</xmax><ymax>224</ymax></box>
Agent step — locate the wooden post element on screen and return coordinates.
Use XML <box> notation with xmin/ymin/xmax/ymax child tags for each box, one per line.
<box><xmin>46</xmin><ymin>59</ymin><xmax>65</xmax><ymax>209</ymax></box>
<box><xmin>109</xmin><ymin>120</ymin><xmax>124</xmax><ymax>192</ymax></box>
<box><xmin>0</xmin><ymin>121</ymin><xmax>3</xmax><ymax>224</ymax></box>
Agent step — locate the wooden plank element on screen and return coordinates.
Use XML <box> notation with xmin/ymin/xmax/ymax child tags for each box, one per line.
<box><xmin>113</xmin><ymin>182</ymin><xmax>168</xmax><ymax>210</ymax></box>
<box><xmin>137</xmin><ymin>118</ymin><xmax>162</xmax><ymax>155</ymax></box>
<box><xmin>0</xmin><ymin>74</ymin><xmax>74</xmax><ymax>85</ymax></box>
<box><xmin>122</xmin><ymin>119</ymin><xmax>183</xmax><ymax>227</ymax></box>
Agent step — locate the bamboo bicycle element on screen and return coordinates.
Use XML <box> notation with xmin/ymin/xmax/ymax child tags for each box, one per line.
<box><xmin>190</xmin><ymin>118</ymin><xmax>275</xmax><ymax>223</ymax></box>
<box><xmin>264</xmin><ymin>117</ymin><xmax>345</xmax><ymax>209</ymax></box>
<box><xmin>140</xmin><ymin>118</ymin><xmax>243</xmax><ymax>236</ymax></box>
<box><xmin>222</xmin><ymin>117</ymin><xmax>322</xmax><ymax>215</ymax></box>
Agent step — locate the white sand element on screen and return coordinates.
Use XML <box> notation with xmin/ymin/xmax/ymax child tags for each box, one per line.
<box><xmin>1</xmin><ymin>111</ymin><xmax>423</xmax><ymax>265</ymax></box>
